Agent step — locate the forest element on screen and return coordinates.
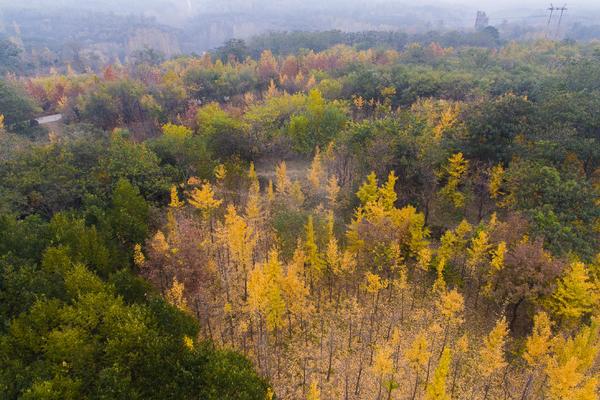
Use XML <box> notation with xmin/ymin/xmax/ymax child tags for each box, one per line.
<box><xmin>0</xmin><ymin>32</ymin><xmax>599</xmax><ymax>400</ymax></box>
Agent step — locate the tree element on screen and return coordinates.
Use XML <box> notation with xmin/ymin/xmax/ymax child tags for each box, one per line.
<box><xmin>275</xmin><ymin>161</ymin><xmax>291</xmax><ymax>195</ymax></box>
<box><xmin>162</xmin><ymin>123</ymin><xmax>192</xmax><ymax>140</ymax></box>
<box><xmin>425</xmin><ymin>348</ymin><xmax>451</xmax><ymax>400</ymax></box>
<box><xmin>169</xmin><ymin>185</ymin><xmax>185</xmax><ymax>208</ymax></box>
<box><xmin>504</xmin><ymin>160</ymin><xmax>600</xmax><ymax>256</ymax></box>
<box><xmin>109</xmin><ymin>178</ymin><xmax>149</xmax><ymax>249</ymax></box>
<box><xmin>488</xmin><ymin>164</ymin><xmax>505</xmax><ymax>200</ymax></box>
<box><xmin>220</xmin><ymin>205</ymin><xmax>257</xmax><ymax>298</ymax></box>
<box><xmin>544</xmin><ymin>321</ymin><xmax>599</xmax><ymax>400</ymax></box>
<box><xmin>326</xmin><ymin>175</ymin><xmax>340</xmax><ymax>209</ymax></box>
<box><xmin>188</xmin><ymin>181</ymin><xmax>223</xmax><ymax>220</ymax></box>
<box><xmin>479</xmin><ymin>316</ymin><xmax>508</xmax><ymax>398</ymax></box>
<box><xmin>305</xmin><ymin>215</ymin><xmax>323</xmax><ymax>285</ymax></box>
<box><xmin>166</xmin><ymin>277</ymin><xmax>189</xmax><ymax>312</ymax></box>
<box><xmin>439</xmin><ymin>152</ymin><xmax>469</xmax><ymax>209</ymax></box>
<box><xmin>524</xmin><ymin>312</ymin><xmax>552</xmax><ymax>368</ymax></box>
<box><xmin>0</xmin><ymin>79</ymin><xmax>39</xmax><ymax>130</ymax></box>
<box><xmin>550</xmin><ymin>262</ymin><xmax>599</xmax><ymax>325</ymax></box>
<box><xmin>436</xmin><ymin>289</ymin><xmax>465</xmax><ymax>348</ymax></box>
<box><xmin>247</xmin><ymin>249</ymin><xmax>286</xmax><ymax>332</ymax></box>
<box><xmin>287</xmin><ymin>89</ymin><xmax>347</xmax><ymax>154</ymax></box>
<box><xmin>306</xmin><ymin>379</ymin><xmax>321</xmax><ymax>400</ymax></box>
<box><xmin>406</xmin><ymin>333</ymin><xmax>430</xmax><ymax>400</ymax></box>
<box><xmin>308</xmin><ymin>147</ymin><xmax>324</xmax><ymax>191</ymax></box>
<box><xmin>522</xmin><ymin>312</ymin><xmax>553</xmax><ymax>399</ymax></box>
<box><xmin>356</xmin><ymin>172</ymin><xmax>379</xmax><ymax>206</ymax></box>
<box><xmin>485</xmin><ymin>239</ymin><xmax>563</xmax><ymax>330</ymax></box>
<box><xmin>0</xmin><ymin>39</ymin><xmax>22</xmax><ymax>75</ymax></box>
<box><xmin>196</xmin><ymin>103</ymin><xmax>249</xmax><ymax>158</ymax></box>
<box><xmin>464</xmin><ymin>93</ymin><xmax>533</xmax><ymax>163</ymax></box>
<box><xmin>372</xmin><ymin>343</ymin><xmax>395</xmax><ymax>399</ymax></box>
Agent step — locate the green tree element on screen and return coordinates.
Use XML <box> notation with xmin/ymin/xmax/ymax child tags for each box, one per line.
<box><xmin>287</xmin><ymin>89</ymin><xmax>347</xmax><ymax>153</ymax></box>
<box><xmin>0</xmin><ymin>79</ymin><xmax>40</xmax><ymax>131</ymax></box>
<box><xmin>109</xmin><ymin>178</ymin><xmax>149</xmax><ymax>249</ymax></box>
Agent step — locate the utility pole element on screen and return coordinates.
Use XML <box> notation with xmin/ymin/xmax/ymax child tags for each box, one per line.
<box><xmin>555</xmin><ymin>4</ymin><xmax>567</xmax><ymax>39</ymax></box>
<box><xmin>545</xmin><ymin>4</ymin><xmax>555</xmax><ymax>38</ymax></box>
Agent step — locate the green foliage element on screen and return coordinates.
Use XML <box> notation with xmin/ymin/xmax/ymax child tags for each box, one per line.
<box><xmin>0</xmin><ymin>79</ymin><xmax>40</xmax><ymax>132</ymax></box>
<box><xmin>196</xmin><ymin>103</ymin><xmax>251</xmax><ymax>159</ymax></box>
<box><xmin>0</xmin><ymin>126</ymin><xmax>169</xmax><ymax>217</ymax></box>
<box><xmin>81</xmin><ymin>80</ymin><xmax>155</xmax><ymax>130</ymax></box>
<box><xmin>0</xmin><ymin>40</ymin><xmax>22</xmax><ymax>75</ymax></box>
<box><xmin>149</xmin><ymin>133</ymin><xmax>215</xmax><ymax>182</ymax></box>
<box><xmin>0</xmin><ymin>256</ymin><xmax>268</xmax><ymax>399</ymax></box>
<box><xmin>463</xmin><ymin>93</ymin><xmax>533</xmax><ymax>163</ymax></box>
<box><xmin>287</xmin><ymin>89</ymin><xmax>347</xmax><ymax>153</ymax></box>
<box><xmin>506</xmin><ymin>161</ymin><xmax>600</xmax><ymax>257</ymax></box>
<box><xmin>105</xmin><ymin>130</ymin><xmax>170</xmax><ymax>200</ymax></box>
<box><xmin>109</xmin><ymin>178</ymin><xmax>149</xmax><ymax>249</ymax></box>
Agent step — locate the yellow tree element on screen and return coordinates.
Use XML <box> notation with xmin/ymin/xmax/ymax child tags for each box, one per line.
<box><xmin>433</xmin><ymin>102</ymin><xmax>460</xmax><ymax>142</ymax></box>
<box><xmin>166</xmin><ymin>278</ymin><xmax>188</xmax><ymax>312</ymax></box>
<box><xmin>151</xmin><ymin>230</ymin><xmax>169</xmax><ymax>255</ymax></box>
<box><xmin>364</xmin><ymin>271</ymin><xmax>389</xmax><ymax>313</ymax></box>
<box><xmin>488</xmin><ymin>164</ymin><xmax>505</xmax><ymax>200</ymax></box>
<box><xmin>466</xmin><ymin>230</ymin><xmax>491</xmax><ymax>304</ymax></box>
<box><xmin>275</xmin><ymin>161</ymin><xmax>290</xmax><ymax>195</ymax></box>
<box><xmin>214</xmin><ymin>163</ymin><xmax>227</xmax><ymax>183</ymax></box>
<box><xmin>489</xmin><ymin>241</ymin><xmax>506</xmax><ymax>272</ymax></box>
<box><xmin>306</xmin><ymin>379</ymin><xmax>320</xmax><ymax>400</ymax></box>
<box><xmin>424</xmin><ymin>347</ymin><xmax>452</xmax><ymax>400</ymax></box>
<box><xmin>482</xmin><ymin>241</ymin><xmax>507</xmax><ymax>297</ymax></box>
<box><xmin>267</xmin><ymin>179</ymin><xmax>275</xmax><ymax>203</ymax></box>
<box><xmin>467</xmin><ymin>231</ymin><xmax>491</xmax><ymax>272</ymax></box>
<box><xmin>169</xmin><ymin>185</ymin><xmax>185</xmax><ymax>208</ymax></box>
<box><xmin>290</xmin><ymin>180</ymin><xmax>305</xmax><ymax>208</ymax></box>
<box><xmin>167</xmin><ymin>185</ymin><xmax>183</xmax><ymax>240</ymax></box>
<box><xmin>372</xmin><ymin>343</ymin><xmax>395</xmax><ymax>400</ymax></box>
<box><xmin>544</xmin><ymin>320</ymin><xmax>599</xmax><ymax>400</ymax></box>
<box><xmin>220</xmin><ymin>205</ymin><xmax>256</xmax><ymax>299</ymax></box>
<box><xmin>281</xmin><ymin>245</ymin><xmax>312</xmax><ymax>324</ymax></box>
<box><xmin>432</xmin><ymin>257</ymin><xmax>447</xmax><ymax>293</ymax></box>
<box><xmin>247</xmin><ymin>249</ymin><xmax>286</xmax><ymax>332</ymax></box>
<box><xmin>245</xmin><ymin>162</ymin><xmax>262</xmax><ymax>224</ymax></box>
<box><xmin>308</xmin><ymin>147</ymin><xmax>324</xmax><ymax>191</ymax></box>
<box><xmin>162</xmin><ymin>123</ymin><xmax>192</xmax><ymax>139</ymax></box>
<box><xmin>436</xmin><ymin>289</ymin><xmax>465</xmax><ymax>349</ymax></box>
<box><xmin>188</xmin><ymin>181</ymin><xmax>223</xmax><ymax>220</ymax></box>
<box><xmin>266</xmin><ymin>79</ymin><xmax>279</xmax><ymax>98</ymax></box>
<box><xmin>550</xmin><ymin>261</ymin><xmax>599</xmax><ymax>326</ymax></box>
<box><xmin>522</xmin><ymin>312</ymin><xmax>553</xmax><ymax>399</ymax></box>
<box><xmin>356</xmin><ymin>172</ymin><xmax>379</xmax><ymax>206</ymax></box>
<box><xmin>439</xmin><ymin>152</ymin><xmax>469</xmax><ymax>208</ymax></box>
<box><xmin>479</xmin><ymin>316</ymin><xmax>509</xmax><ymax>398</ymax></box>
<box><xmin>379</xmin><ymin>171</ymin><xmax>398</xmax><ymax>210</ymax></box>
<box><xmin>305</xmin><ymin>215</ymin><xmax>323</xmax><ymax>286</ymax></box>
<box><xmin>248</xmin><ymin>161</ymin><xmax>258</xmax><ymax>185</ymax></box>
<box><xmin>133</xmin><ymin>243</ymin><xmax>145</xmax><ymax>267</ymax></box>
<box><xmin>325</xmin><ymin>211</ymin><xmax>342</xmax><ymax>293</ymax></box>
<box><xmin>406</xmin><ymin>333</ymin><xmax>430</xmax><ymax>400</ymax></box>
<box><xmin>326</xmin><ymin>175</ymin><xmax>340</xmax><ymax>210</ymax></box>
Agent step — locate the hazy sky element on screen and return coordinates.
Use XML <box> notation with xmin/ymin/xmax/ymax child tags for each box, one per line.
<box><xmin>3</xmin><ymin>0</ymin><xmax>598</xmax><ymax>10</ymax></box>
<box><xmin>1</xmin><ymin>0</ymin><xmax>597</xmax><ymax>26</ymax></box>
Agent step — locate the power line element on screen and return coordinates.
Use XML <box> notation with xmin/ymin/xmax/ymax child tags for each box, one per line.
<box><xmin>555</xmin><ymin>4</ymin><xmax>567</xmax><ymax>38</ymax></box>
<box><xmin>545</xmin><ymin>4</ymin><xmax>555</xmax><ymax>38</ymax></box>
